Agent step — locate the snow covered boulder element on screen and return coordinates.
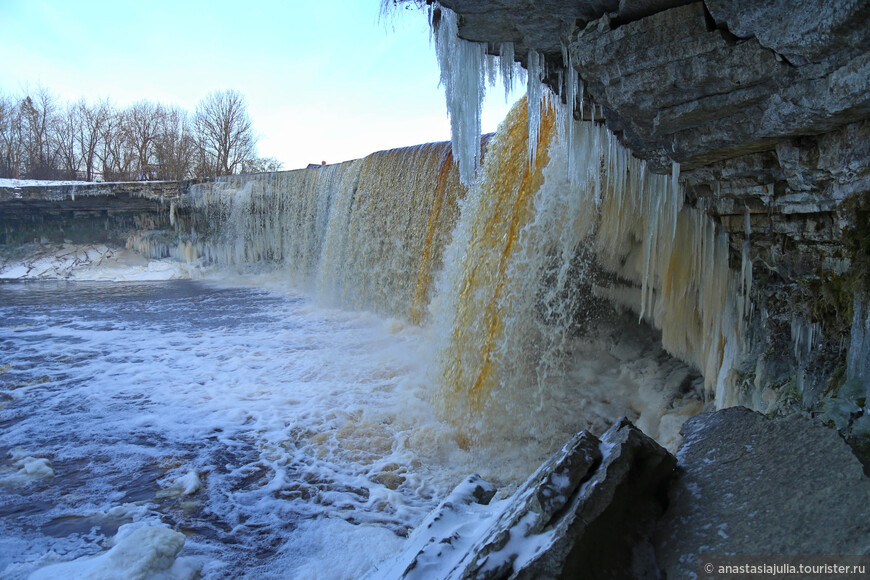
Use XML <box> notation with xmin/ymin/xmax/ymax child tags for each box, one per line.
<box><xmin>506</xmin><ymin>418</ymin><xmax>676</xmax><ymax>579</ymax></box>
<box><xmin>370</xmin><ymin>418</ymin><xmax>675</xmax><ymax>579</ymax></box>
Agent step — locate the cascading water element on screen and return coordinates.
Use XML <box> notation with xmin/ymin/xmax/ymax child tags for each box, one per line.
<box><xmin>2</xmin><ymin>9</ymin><xmax>762</xmax><ymax>576</ymax></box>
<box><xmin>174</xmin><ymin>141</ymin><xmax>467</xmax><ymax>321</ymax></box>
<box><xmin>418</xmin><ymin>3</ymin><xmax>747</xmax><ymax>427</ymax></box>
<box><xmin>423</xmin><ymin>92</ymin><xmax>744</xmax><ymax>447</ymax></box>
<box><xmin>156</xmin><ymin>80</ymin><xmax>743</xmax><ymax>450</ymax></box>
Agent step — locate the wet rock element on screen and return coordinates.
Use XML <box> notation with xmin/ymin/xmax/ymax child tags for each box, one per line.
<box><xmin>511</xmin><ymin>419</ymin><xmax>675</xmax><ymax>580</ymax></box>
<box><xmin>654</xmin><ymin>407</ymin><xmax>870</xmax><ymax>578</ymax></box>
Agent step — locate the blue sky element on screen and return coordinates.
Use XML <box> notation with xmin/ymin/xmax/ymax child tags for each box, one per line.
<box><xmin>0</xmin><ymin>0</ymin><xmax>520</xmax><ymax>170</ymax></box>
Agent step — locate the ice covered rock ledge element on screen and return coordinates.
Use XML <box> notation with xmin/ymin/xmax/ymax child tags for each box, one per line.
<box><xmin>0</xmin><ymin>179</ymin><xmax>204</xmax><ymax>280</ymax></box>
<box><xmin>0</xmin><ymin>179</ymin><xmax>197</xmax><ymax>248</ymax></box>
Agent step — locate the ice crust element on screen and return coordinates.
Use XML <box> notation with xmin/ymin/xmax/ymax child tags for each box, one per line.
<box><xmin>28</xmin><ymin>525</ymin><xmax>201</xmax><ymax>580</ymax></box>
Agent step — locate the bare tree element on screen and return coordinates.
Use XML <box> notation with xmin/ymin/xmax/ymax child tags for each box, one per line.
<box><xmin>154</xmin><ymin>106</ymin><xmax>195</xmax><ymax>181</ymax></box>
<box><xmin>241</xmin><ymin>156</ymin><xmax>284</xmax><ymax>174</ymax></box>
<box><xmin>125</xmin><ymin>100</ymin><xmax>163</xmax><ymax>179</ymax></box>
<box><xmin>77</xmin><ymin>99</ymin><xmax>111</xmax><ymax>181</ymax></box>
<box><xmin>99</xmin><ymin>109</ymin><xmax>136</xmax><ymax>182</ymax></box>
<box><xmin>194</xmin><ymin>89</ymin><xmax>257</xmax><ymax>177</ymax></box>
<box><xmin>0</xmin><ymin>93</ymin><xmax>22</xmax><ymax>178</ymax></box>
<box><xmin>54</xmin><ymin>102</ymin><xmax>81</xmax><ymax>179</ymax></box>
<box><xmin>19</xmin><ymin>86</ymin><xmax>59</xmax><ymax>179</ymax></box>
<box><xmin>0</xmin><ymin>86</ymin><xmax>270</xmax><ymax>182</ymax></box>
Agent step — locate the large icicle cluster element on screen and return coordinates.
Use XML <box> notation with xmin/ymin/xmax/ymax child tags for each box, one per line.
<box><xmin>426</xmin><ymin>3</ymin><xmax>525</xmax><ymax>184</ymax></box>
<box><xmin>432</xmin><ymin>7</ymin><xmax>486</xmax><ymax>185</ymax></box>
<box><xmin>429</xmin><ymin>89</ymin><xmax>749</xmax><ymax>453</ymax></box>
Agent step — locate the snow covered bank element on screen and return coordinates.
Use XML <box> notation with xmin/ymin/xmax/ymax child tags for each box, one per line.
<box><xmin>0</xmin><ymin>244</ymin><xmax>193</xmax><ymax>282</ymax></box>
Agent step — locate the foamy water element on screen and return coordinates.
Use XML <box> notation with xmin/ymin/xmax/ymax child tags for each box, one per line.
<box><xmin>0</xmin><ymin>272</ymin><xmax>703</xmax><ymax>579</ymax></box>
<box><xmin>0</xmin><ymin>95</ymin><xmax>719</xmax><ymax>578</ymax></box>
<box><xmin>0</xmin><ymin>279</ymin><xmax>464</xmax><ymax>578</ymax></box>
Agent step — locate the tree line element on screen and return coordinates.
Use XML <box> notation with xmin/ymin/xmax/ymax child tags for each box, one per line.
<box><xmin>0</xmin><ymin>86</ymin><xmax>282</xmax><ymax>182</ymax></box>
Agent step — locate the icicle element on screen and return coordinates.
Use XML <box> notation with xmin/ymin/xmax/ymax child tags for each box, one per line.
<box><xmin>791</xmin><ymin>315</ymin><xmax>820</xmax><ymax>362</ymax></box>
<box><xmin>432</xmin><ymin>6</ymin><xmax>486</xmax><ymax>185</ymax></box>
<box><xmin>561</xmin><ymin>46</ymin><xmax>578</xmax><ymax>183</ymax></box>
<box><xmin>526</xmin><ymin>49</ymin><xmax>545</xmax><ymax>168</ymax></box>
<box><xmin>498</xmin><ymin>42</ymin><xmax>516</xmax><ymax>100</ymax></box>
<box><xmin>670</xmin><ymin>160</ymin><xmax>680</xmax><ymax>240</ymax></box>
<box><xmin>847</xmin><ymin>294</ymin><xmax>870</xmax><ymax>389</ymax></box>
<box><xmin>741</xmin><ymin>209</ymin><xmax>753</xmax><ymax>321</ymax></box>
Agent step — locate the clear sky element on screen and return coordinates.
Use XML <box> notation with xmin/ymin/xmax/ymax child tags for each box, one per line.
<box><xmin>0</xmin><ymin>0</ymin><xmax>521</xmax><ymax>170</ymax></box>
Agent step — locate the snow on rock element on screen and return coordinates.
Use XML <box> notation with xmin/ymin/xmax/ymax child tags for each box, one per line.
<box><xmin>364</xmin><ymin>475</ymin><xmax>497</xmax><ymax>579</ymax></box>
<box><xmin>0</xmin><ymin>178</ymin><xmax>98</xmax><ymax>188</ymax></box>
<box><xmin>28</xmin><ymin>524</ymin><xmax>201</xmax><ymax>580</ymax></box>
<box><xmin>0</xmin><ymin>243</ymin><xmax>191</xmax><ymax>281</ymax></box>
<box><xmin>368</xmin><ymin>419</ymin><xmax>676</xmax><ymax>579</ymax></box>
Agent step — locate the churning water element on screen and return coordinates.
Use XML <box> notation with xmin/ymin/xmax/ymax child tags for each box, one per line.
<box><xmin>0</xmin><ymin>279</ymin><xmax>469</xmax><ymax>578</ymax></box>
<box><xmin>0</xmin><ymin>275</ymin><xmax>702</xmax><ymax>579</ymax></box>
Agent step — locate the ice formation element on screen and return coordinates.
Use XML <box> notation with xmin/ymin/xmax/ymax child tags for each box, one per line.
<box><xmin>0</xmin><ymin>243</ymin><xmax>190</xmax><ymax>281</ymax></box>
<box><xmin>28</xmin><ymin>525</ymin><xmax>201</xmax><ymax>580</ymax></box>
<box><xmin>429</xmin><ymin>92</ymin><xmax>744</xmax><ymax>444</ymax></box>
<box><xmin>420</xmin><ymin>5</ymin><xmax>749</xmax><ymax>422</ymax></box>
<box><xmin>432</xmin><ymin>6</ymin><xmax>486</xmax><ymax>185</ymax></box>
<box><xmin>0</xmin><ymin>451</ymin><xmax>54</xmax><ymax>487</ymax></box>
<box><xmin>847</xmin><ymin>294</ymin><xmax>870</xmax><ymax>391</ymax></box>
<box><xmin>525</xmin><ymin>50</ymin><xmax>545</xmax><ymax>169</ymax></box>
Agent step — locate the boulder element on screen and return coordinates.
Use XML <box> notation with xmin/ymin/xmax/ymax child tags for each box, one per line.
<box><xmin>655</xmin><ymin>407</ymin><xmax>870</xmax><ymax>578</ymax></box>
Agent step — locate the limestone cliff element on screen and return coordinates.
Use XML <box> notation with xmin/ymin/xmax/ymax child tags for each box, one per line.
<box><xmin>0</xmin><ymin>180</ymin><xmax>194</xmax><ymax>249</ymax></box>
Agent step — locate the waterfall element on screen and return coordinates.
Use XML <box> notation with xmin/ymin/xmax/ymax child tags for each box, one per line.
<box><xmin>162</xmin><ymin>96</ymin><xmax>746</xmax><ymax>448</ymax></box>
<box><xmin>426</xmin><ymin>94</ymin><xmax>744</xmax><ymax>444</ymax></box>
<box><xmin>177</xmin><ymin>142</ymin><xmax>467</xmax><ymax>321</ymax></box>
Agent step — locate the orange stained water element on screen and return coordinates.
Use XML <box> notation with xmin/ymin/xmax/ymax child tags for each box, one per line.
<box><xmin>436</xmin><ymin>96</ymin><xmax>558</xmax><ymax>443</ymax></box>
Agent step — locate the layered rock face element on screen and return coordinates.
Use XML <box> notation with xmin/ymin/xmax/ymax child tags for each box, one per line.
<box><xmin>438</xmin><ymin>0</ymin><xmax>870</xmax><ymax>440</ymax></box>
<box><xmin>0</xmin><ymin>181</ymin><xmax>193</xmax><ymax>249</ymax></box>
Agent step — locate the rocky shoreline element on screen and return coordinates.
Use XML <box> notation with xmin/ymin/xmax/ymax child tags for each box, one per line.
<box><xmin>370</xmin><ymin>408</ymin><xmax>870</xmax><ymax>579</ymax></box>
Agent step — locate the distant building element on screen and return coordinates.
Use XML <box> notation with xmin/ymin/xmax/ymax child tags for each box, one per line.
<box><xmin>306</xmin><ymin>161</ymin><xmax>328</xmax><ymax>169</ymax></box>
